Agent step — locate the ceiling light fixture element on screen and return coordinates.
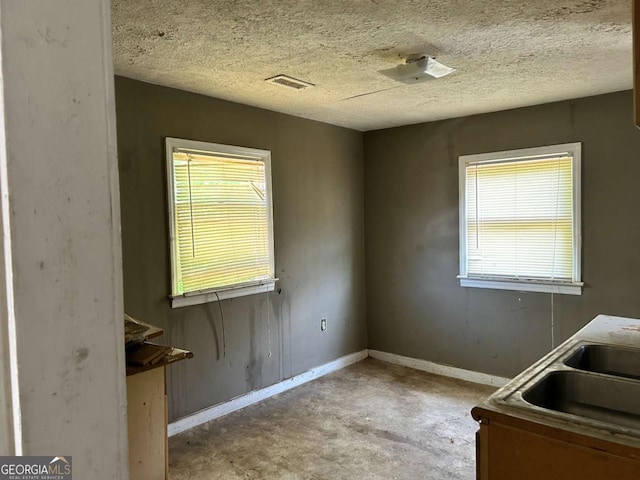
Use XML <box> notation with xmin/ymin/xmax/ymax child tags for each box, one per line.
<box><xmin>379</xmin><ymin>54</ymin><xmax>455</xmax><ymax>84</ymax></box>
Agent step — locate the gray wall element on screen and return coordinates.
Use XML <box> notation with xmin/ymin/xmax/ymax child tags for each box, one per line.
<box><xmin>364</xmin><ymin>90</ymin><xmax>640</xmax><ymax>379</ymax></box>
<box><xmin>115</xmin><ymin>77</ymin><xmax>367</xmax><ymax>421</ymax></box>
<box><xmin>117</xmin><ymin>76</ymin><xmax>640</xmax><ymax>417</ymax></box>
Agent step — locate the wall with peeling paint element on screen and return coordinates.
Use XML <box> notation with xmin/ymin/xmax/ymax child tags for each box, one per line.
<box><xmin>364</xmin><ymin>90</ymin><xmax>640</xmax><ymax>379</ymax></box>
<box><xmin>115</xmin><ymin>76</ymin><xmax>367</xmax><ymax>421</ymax></box>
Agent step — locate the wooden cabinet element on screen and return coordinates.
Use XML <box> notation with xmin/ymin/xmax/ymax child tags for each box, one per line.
<box><xmin>124</xmin><ymin>317</ymin><xmax>193</xmax><ymax>480</ymax></box>
<box><xmin>127</xmin><ymin>368</ymin><xmax>168</xmax><ymax>480</ymax></box>
<box><xmin>472</xmin><ymin>408</ymin><xmax>640</xmax><ymax>480</ymax></box>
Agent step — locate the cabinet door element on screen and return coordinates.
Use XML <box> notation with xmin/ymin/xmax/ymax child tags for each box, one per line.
<box><xmin>484</xmin><ymin>421</ymin><xmax>640</xmax><ymax>480</ymax></box>
<box><xmin>475</xmin><ymin>424</ymin><xmax>489</xmax><ymax>480</ymax></box>
<box><xmin>127</xmin><ymin>368</ymin><xmax>167</xmax><ymax>480</ymax></box>
<box><xmin>475</xmin><ymin>430</ymin><xmax>480</xmax><ymax>480</ymax></box>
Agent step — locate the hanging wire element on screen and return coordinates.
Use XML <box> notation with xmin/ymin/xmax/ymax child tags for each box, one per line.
<box><xmin>186</xmin><ymin>156</ymin><xmax>196</xmax><ymax>257</ymax></box>
<box><xmin>549</xmin><ymin>156</ymin><xmax>563</xmax><ymax>349</ymax></box>
<box><xmin>266</xmin><ymin>289</ymin><xmax>272</xmax><ymax>358</ymax></box>
<box><xmin>550</xmin><ymin>156</ymin><xmax>562</xmax><ymax>282</ymax></box>
<box><xmin>551</xmin><ymin>292</ymin><xmax>555</xmax><ymax>349</ymax></box>
<box><xmin>214</xmin><ymin>291</ymin><xmax>226</xmax><ymax>357</ymax></box>
<box><xmin>474</xmin><ymin>163</ymin><xmax>479</xmax><ymax>249</ymax></box>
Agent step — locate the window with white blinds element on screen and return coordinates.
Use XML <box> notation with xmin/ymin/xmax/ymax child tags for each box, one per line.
<box><xmin>166</xmin><ymin>138</ymin><xmax>275</xmax><ymax>308</ymax></box>
<box><xmin>458</xmin><ymin>143</ymin><xmax>582</xmax><ymax>295</ymax></box>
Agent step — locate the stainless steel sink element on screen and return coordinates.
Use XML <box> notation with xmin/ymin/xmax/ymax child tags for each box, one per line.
<box><xmin>523</xmin><ymin>371</ymin><xmax>640</xmax><ymax>431</ymax></box>
<box><xmin>482</xmin><ymin>318</ymin><xmax>640</xmax><ymax>443</ymax></box>
<box><xmin>565</xmin><ymin>344</ymin><xmax>640</xmax><ymax>380</ymax></box>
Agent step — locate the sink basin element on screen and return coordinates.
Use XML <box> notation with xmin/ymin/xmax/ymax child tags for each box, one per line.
<box><xmin>565</xmin><ymin>344</ymin><xmax>640</xmax><ymax>380</ymax></box>
<box><xmin>523</xmin><ymin>371</ymin><xmax>640</xmax><ymax>431</ymax></box>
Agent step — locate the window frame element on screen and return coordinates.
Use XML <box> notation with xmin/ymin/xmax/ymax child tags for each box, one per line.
<box><xmin>458</xmin><ymin>142</ymin><xmax>583</xmax><ymax>295</ymax></box>
<box><xmin>165</xmin><ymin>137</ymin><xmax>276</xmax><ymax>308</ymax></box>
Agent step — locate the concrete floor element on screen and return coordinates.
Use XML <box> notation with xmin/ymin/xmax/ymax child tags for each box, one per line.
<box><xmin>169</xmin><ymin>358</ymin><xmax>495</xmax><ymax>480</ymax></box>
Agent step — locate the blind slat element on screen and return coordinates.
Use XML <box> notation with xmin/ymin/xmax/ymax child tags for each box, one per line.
<box><xmin>171</xmin><ymin>148</ymin><xmax>273</xmax><ymax>295</ymax></box>
<box><xmin>465</xmin><ymin>155</ymin><xmax>575</xmax><ymax>281</ymax></box>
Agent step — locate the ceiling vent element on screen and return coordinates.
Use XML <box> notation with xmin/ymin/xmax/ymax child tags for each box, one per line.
<box><xmin>265</xmin><ymin>74</ymin><xmax>315</xmax><ymax>90</ymax></box>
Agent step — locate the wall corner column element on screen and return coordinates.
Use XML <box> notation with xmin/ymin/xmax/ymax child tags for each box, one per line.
<box><xmin>0</xmin><ymin>1</ymin><xmax>128</xmax><ymax>477</ymax></box>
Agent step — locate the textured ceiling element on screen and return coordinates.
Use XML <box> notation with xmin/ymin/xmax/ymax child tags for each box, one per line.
<box><xmin>112</xmin><ymin>0</ymin><xmax>632</xmax><ymax>131</ymax></box>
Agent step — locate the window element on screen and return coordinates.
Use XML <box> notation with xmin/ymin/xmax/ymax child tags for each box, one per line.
<box><xmin>458</xmin><ymin>143</ymin><xmax>582</xmax><ymax>295</ymax></box>
<box><xmin>166</xmin><ymin>138</ymin><xmax>275</xmax><ymax>308</ymax></box>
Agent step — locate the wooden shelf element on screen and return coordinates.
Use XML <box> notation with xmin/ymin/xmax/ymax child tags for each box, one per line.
<box><xmin>124</xmin><ymin>314</ymin><xmax>193</xmax><ymax>376</ymax></box>
<box><xmin>126</xmin><ymin>348</ymin><xmax>193</xmax><ymax>377</ymax></box>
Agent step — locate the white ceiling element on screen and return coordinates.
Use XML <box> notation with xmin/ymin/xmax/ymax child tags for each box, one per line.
<box><xmin>111</xmin><ymin>0</ymin><xmax>632</xmax><ymax>131</ymax></box>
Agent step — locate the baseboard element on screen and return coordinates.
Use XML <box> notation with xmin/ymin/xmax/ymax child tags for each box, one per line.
<box><xmin>169</xmin><ymin>348</ymin><xmax>509</xmax><ymax>436</ymax></box>
<box><xmin>368</xmin><ymin>349</ymin><xmax>511</xmax><ymax>388</ymax></box>
<box><xmin>168</xmin><ymin>349</ymin><xmax>368</xmax><ymax>436</ymax></box>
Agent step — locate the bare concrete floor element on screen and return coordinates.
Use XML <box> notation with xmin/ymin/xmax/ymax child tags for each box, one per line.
<box><xmin>169</xmin><ymin>358</ymin><xmax>495</xmax><ymax>480</ymax></box>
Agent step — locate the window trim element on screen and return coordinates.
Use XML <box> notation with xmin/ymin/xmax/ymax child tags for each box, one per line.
<box><xmin>165</xmin><ymin>137</ymin><xmax>276</xmax><ymax>308</ymax></box>
<box><xmin>458</xmin><ymin>142</ymin><xmax>583</xmax><ymax>295</ymax></box>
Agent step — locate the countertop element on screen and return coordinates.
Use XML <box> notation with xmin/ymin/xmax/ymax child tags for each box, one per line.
<box><xmin>472</xmin><ymin>314</ymin><xmax>640</xmax><ymax>450</ymax></box>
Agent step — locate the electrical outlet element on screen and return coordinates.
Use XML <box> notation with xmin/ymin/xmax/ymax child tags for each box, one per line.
<box><xmin>320</xmin><ymin>318</ymin><xmax>327</xmax><ymax>331</ymax></box>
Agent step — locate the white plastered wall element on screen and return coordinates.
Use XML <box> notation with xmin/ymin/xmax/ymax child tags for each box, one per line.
<box><xmin>0</xmin><ymin>1</ymin><xmax>128</xmax><ymax>478</ymax></box>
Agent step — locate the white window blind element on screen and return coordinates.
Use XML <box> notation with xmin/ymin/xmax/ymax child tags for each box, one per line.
<box><xmin>166</xmin><ymin>138</ymin><xmax>275</xmax><ymax>305</ymax></box>
<box><xmin>459</xmin><ymin>143</ymin><xmax>582</xmax><ymax>295</ymax></box>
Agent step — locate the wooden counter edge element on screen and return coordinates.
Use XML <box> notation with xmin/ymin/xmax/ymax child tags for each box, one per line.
<box><xmin>471</xmin><ymin>405</ymin><xmax>640</xmax><ymax>461</ymax></box>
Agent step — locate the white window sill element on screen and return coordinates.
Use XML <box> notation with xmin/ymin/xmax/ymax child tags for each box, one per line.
<box><xmin>458</xmin><ymin>276</ymin><xmax>583</xmax><ymax>295</ymax></box>
<box><xmin>171</xmin><ymin>280</ymin><xmax>277</xmax><ymax>308</ymax></box>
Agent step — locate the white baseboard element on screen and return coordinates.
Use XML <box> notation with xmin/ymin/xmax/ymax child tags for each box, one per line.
<box><xmin>169</xmin><ymin>348</ymin><xmax>510</xmax><ymax>436</ymax></box>
<box><xmin>168</xmin><ymin>349</ymin><xmax>368</xmax><ymax>436</ymax></box>
<box><xmin>368</xmin><ymin>349</ymin><xmax>511</xmax><ymax>388</ymax></box>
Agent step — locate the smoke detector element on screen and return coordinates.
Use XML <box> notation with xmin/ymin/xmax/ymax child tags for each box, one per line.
<box><xmin>265</xmin><ymin>74</ymin><xmax>315</xmax><ymax>90</ymax></box>
<box><xmin>379</xmin><ymin>54</ymin><xmax>455</xmax><ymax>84</ymax></box>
